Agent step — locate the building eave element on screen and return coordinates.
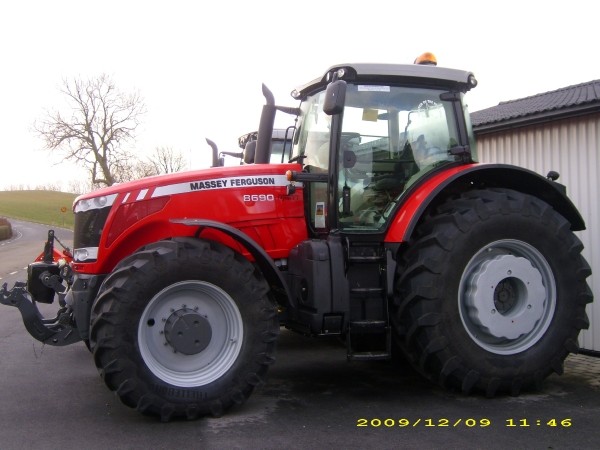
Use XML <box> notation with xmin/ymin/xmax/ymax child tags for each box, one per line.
<box><xmin>473</xmin><ymin>103</ymin><xmax>600</xmax><ymax>135</ymax></box>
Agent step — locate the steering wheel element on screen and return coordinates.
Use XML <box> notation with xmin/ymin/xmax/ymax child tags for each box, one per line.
<box><xmin>341</xmin><ymin>132</ymin><xmax>361</xmax><ymax>147</ymax></box>
<box><xmin>344</xmin><ymin>167</ymin><xmax>370</xmax><ymax>183</ymax></box>
<box><xmin>424</xmin><ymin>146</ymin><xmax>444</xmax><ymax>158</ymax></box>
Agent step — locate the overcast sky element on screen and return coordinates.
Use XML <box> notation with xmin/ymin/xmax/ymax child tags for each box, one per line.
<box><xmin>1</xmin><ymin>0</ymin><xmax>597</xmax><ymax>191</ymax></box>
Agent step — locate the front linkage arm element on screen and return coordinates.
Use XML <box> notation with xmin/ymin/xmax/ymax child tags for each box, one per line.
<box><xmin>1</xmin><ymin>282</ymin><xmax>81</xmax><ymax>346</ymax></box>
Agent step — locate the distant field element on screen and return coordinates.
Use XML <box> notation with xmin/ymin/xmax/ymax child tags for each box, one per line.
<box><xmin>0</xmin><ymin>191</ymin><xmax>78</xmax><ymax>229</ymax></box>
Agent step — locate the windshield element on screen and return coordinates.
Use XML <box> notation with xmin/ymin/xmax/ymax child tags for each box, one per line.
<box><xmin>292</xmin><ymin>91</ymin><xmax>330</xmax><ymax>169</ymax></box>
<box><xmin>293</xmin><ymin>84</ymin><xmax>462</xmax><ymax>231</ymax></box>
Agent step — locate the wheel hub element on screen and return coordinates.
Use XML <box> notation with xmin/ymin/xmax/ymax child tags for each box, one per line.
<box><xmin>493</xmin><ymin>278</ymin><xmax>519</xmax><ymax>314</ymax></box>
<box><xmin>465</xmin><ymin>254</ymin><xmax>547</xmax><ymax>340</ymax></box>
<box><xmin>164</xmin><ymin>309</ymin><xmax>212</xmax><ymax>355</ymax></box>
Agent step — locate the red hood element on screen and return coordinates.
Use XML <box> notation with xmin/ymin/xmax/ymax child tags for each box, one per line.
<box><xmin>74</xmin><ymin>164</ymin><xmax>299</xmax><ymax>205</ymax></box>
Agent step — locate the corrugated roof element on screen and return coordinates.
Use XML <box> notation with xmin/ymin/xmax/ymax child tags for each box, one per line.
<box><xmin>471</xmin><ymin>80</ymin><xmax>600</xmax><ymax>130</ymax></box>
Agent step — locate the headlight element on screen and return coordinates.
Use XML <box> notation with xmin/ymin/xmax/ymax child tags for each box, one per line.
<box><xmin>76</xmin><ymin>199</ymin><xmax>91</xmax><ymax>212</ymax></box>
<box><xmin>74</xmin><ymin>194</ymin><xmax>118</xmax><ymax>213</ymax></box>
<box><xmin>73</xmin><ymin>247</ymin><xmax>98</xmax><ymax>262</ymax></box>
<box><xmin>94</xmin><ymin>196</ymin><xmax>108</xmax><ymax>208</ymax></box>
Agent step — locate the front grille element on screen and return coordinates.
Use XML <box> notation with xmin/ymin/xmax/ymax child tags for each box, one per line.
<box><xmin>74</xmin><ymin>206</ymin><xmax>111</xmax><ymax>249</ymax></box>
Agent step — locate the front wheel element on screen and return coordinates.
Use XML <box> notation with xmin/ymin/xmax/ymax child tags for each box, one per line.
<box><xmin>89</xmin><ymin>238</ymin><xmax>279</xmax><ymax>421</ymax></box>
<box><xmin>393</xmin><ymin>189</ymin><xmax>592</xmax><ymax>396</ymax></box>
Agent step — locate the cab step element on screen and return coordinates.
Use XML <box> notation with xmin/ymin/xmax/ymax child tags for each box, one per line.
<box><xmin>347</xmin><ymin>320</ymin><xmax>391</xmax><ymax>361</ymax></box>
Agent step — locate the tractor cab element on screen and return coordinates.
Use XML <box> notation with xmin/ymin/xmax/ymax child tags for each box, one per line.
<box><xmin>282</xmin><ymin>60</ymin><xmax>478</xmax><ymax>236</ymax></box>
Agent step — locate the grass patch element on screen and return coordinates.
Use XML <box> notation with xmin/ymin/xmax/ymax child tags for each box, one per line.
<box><xmin>0</xmin><ymin>191</ymin><xmax>78</xmax><ymax>230</ymax></box>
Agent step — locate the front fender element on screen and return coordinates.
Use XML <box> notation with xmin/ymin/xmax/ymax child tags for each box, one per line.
<box><xmin>385</xmin><ymin>163</ymin><xmax>585</xmax><ymax>243</ymax></box>
<box><xmin>171</xmin><ymin>219</ymin><xmax>293</xmax><ymax>309</ymax></box>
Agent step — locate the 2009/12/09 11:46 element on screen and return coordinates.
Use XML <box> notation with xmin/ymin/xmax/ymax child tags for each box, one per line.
<box><xmin>356</xmin><ymin>418</ymin><xmax>573</xmax><ymax>428</ymax></box>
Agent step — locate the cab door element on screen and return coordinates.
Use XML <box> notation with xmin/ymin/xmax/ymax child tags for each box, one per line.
<box><xmin>333</xmin><ymin>84</ymin><xmax>463</xmax><ymax>233</ymax></box>
<box><xmin>291</xmin><ymin>90</ymin><xmax>334</xmax><ymax>235</ymax></box>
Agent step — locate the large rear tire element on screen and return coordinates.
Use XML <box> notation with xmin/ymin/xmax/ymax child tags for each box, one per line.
<box><xmin>89</xmin><ymin>238</ymin><xmax>279</xmax><ymax>421</ymax></box>
<box><xmin>393</xmin><ymin>188</ymin><xmax>592</xmax><ymax>396</ymax></box>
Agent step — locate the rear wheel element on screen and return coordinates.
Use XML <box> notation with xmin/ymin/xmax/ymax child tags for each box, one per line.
<box><xmin>90</xmin><ymin>238</ymin><xmax>279</xmax><ymax>421</ymax></box>
<box><xmin>393</xmin><ymin>189</ymin><xmax>592</xmax><ymax>396</ymax></box>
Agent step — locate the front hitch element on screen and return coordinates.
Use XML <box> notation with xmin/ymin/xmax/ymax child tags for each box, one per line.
<box><xmin>0</xmin><ymin>229</ymin><xmax>80</xmax><ymax>346</ymax></box>
<box><xmin>1</xmin><ymin>282</ymin><xmax>80</xmax><ymax>346</ymax></box>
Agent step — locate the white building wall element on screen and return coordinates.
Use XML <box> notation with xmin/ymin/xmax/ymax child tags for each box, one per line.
<box><xmin>476</xmin><ymin>113</ymin><xmax>600</xmax><ymax>351</ymax></box>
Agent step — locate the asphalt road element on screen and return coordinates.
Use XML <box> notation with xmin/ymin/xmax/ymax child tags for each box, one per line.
<box><xmin>0</xmin><ymin>220</ymin><xmax>599</xmax><ymax>449</ymax></box>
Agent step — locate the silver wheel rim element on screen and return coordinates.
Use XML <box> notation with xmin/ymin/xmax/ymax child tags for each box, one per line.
<box><xmin>459</xmin><ymin>239</ymin><xmax>556</xmax><ymax>355</ymax></box>
<box><xmin>138</xmin><ymin>281</ymin><xmax>243</xmax><ymax>387</ymax></box>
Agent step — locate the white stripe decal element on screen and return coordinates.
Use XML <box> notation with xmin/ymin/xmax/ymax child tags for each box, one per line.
<box><xmin>137</xmin><ymin>189</ymin><xmax>149</xmax><ymax>201</ymax></box>
<box><xmin>151</xmin><ymin>175</ymin><xmax>291</xmax><ymax>198</ymax></box>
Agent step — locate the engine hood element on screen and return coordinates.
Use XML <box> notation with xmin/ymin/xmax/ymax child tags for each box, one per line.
<box><xmin>74</xmin><ymin>164</ymin><xmax>298</xmax><ymax>205</ymax></box>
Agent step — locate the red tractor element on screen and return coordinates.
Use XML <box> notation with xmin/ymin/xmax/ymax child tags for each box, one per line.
<box><xmin>1</xmin><ymin>54</ymin><xmax>592</xmax><ymax>421</ymax></box>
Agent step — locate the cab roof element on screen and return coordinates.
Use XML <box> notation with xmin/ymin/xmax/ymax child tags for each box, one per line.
<box><xmin>293</xmin><ymin>63</ymin><xmax>476</xmax><ymax>99</ymax></box>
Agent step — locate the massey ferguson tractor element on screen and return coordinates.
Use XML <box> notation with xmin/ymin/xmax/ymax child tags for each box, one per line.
<box><xmin>1</xmin><ymin>53</ymin><xmax>592</xmax><ymax>421</ymax></box>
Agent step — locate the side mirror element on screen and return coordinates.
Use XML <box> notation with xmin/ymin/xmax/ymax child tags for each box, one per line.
<box><xmin>323</xmin><ymin>80</ymin><xmax>346</xmax><ymax>115</ymax></box>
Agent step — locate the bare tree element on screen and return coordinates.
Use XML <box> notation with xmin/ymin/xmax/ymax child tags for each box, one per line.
<box><xmin>35</xmin><ymin>74</ymin><xmax>145</xmax><ymax>187</ymax></box>
<box><xmin>149</xmin><ymin>146</ymin><xmax>187</xmax><ymax>174</ymax></box>
<box><xmin>124</xmin><ymin>159</ymin><xmax>160</xmax><ymax>180</ymax></box>
<box><xmin>106</xmin><ymin>147</ymin><xmax>187</xmax><ymax>184</ymax></box>
<box><xmin>66</xmin><ymin>179</ymin><xmax>89</xmax><ymax>195</ymax></box>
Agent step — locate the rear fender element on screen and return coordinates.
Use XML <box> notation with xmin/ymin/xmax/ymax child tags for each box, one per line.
<box><xmin>385</xmin><ymin>164</ymin><xmax>585</xmax><ymax>243</ymax></box>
